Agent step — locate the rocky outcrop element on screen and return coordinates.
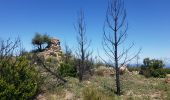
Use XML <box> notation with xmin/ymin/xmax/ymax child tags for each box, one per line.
<box><xmin>119</xmin><ymin>65</ymin><xmax>129</xmax><ymax>75</ymax></box>
<box><xmin>40</xmin><ymin>38</ymin><xmax>62</xmax><ymax>62</ymax></box>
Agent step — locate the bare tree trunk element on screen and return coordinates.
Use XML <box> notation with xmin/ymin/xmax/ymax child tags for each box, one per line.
<box><xmin>80</xmin><ymin>39</ymin><xmax>85</xmax><ymax>82</ymax></box>
<box><xmin>39</xmin><ymin>44</ymin><xmax>42</xmax><ymax>51</ymax></box>
<box><xmin>102</xmin><ymin>0</ymin><xmax>141</xmax><ymax>95</ymax></box>
<box><xmin>114</xmin><ymin>18</ymin><xmax>121</xmax><ymax>94</ymax></box>
<box><xmin>78</xmin><ymin>59</ymin><xmax>83</xmax><ymax>82</ymax></box>
<box><xmin>75</xmin><ymin>10</ymin><xmax>91</xmax><ymax>82</ymax></box>
<box><xmin>64</xmin><ymin>43</ymin><xmax>72</xmax><ymax>64</ymax></box>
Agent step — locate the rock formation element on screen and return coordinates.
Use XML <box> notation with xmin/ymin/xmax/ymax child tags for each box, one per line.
<box><xmin>40</xmin><ymin>38</ymin><xmax>62</xmax><ymax>62</ymax></box>
<box><xmin>119</xmin><ymin>65</ymin><xmax>129</xmax><ymax>75</ymax></box>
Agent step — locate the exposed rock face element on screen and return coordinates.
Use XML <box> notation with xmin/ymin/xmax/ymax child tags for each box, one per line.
<box><xmin>41</xmin><ymin>38</ymin><xmax>62</xmax><ymax>62</ymax></box>
<box><xmin>119</xmin><ymin>65</ymin><xmax>129</xmax><ymax>75</ymax></box>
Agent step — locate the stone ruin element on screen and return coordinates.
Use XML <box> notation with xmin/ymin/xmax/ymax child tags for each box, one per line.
<box><xmin>40</xmin><ymin>38</ymin><xmax>62</xmax><ymax>62</ymax></box>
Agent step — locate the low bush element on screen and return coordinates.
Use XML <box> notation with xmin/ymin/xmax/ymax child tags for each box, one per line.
<box><xmin>46</xmin><ymin>57</ymin><xmax>58</xmax><ymax>64</ymax></box>
<box><xmin>141</xmin><ymin>58</ymin><xmax>166</xmax><ymax>78</ymax></box>
<box><xmin>127</xmin><ymin>67</ymin><xmax>141</xmax><ymax>72</ymax></box>
<box><xmin>151</xmin><ymin>69</ymin><xmax>166</xmax><ymax>78</ymax></box>
<box><xmin>164</xmin><ymin>68</ymin><xmax>170</xmax><ymax>74</ymax></box>
<box><xmin>57</xmin><ymin>63</ymin><xmax>77</xmax><ymax>77</ymax></box>
<box><xmin>0</xmin><ymin>56</ymin><xmax>40</xmax><ymax>100</ymax></box>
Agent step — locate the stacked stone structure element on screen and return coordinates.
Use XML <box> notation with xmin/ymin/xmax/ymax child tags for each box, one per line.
<box><xmin>41</xmin><ymin>38</ymin><xmax>62</xmax><ymax>62</ymax></box>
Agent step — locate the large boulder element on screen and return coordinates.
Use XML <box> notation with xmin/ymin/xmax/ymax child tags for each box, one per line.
<box><xmin>119</xmin><ymin>65</ymin><xmax>129</xmax><ymax>75</ymax></box>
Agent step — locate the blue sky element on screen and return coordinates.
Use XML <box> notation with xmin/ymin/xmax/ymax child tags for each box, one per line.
<box><xmin>0</xmin><ymin>0</ymin><xmax>170</xmax><ymax>63</ymax></box>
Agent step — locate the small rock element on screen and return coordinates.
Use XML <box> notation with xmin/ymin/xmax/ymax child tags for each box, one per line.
<box><xmin>165</xmin><ymin>78</ymin><xmax>170</xmax><ymax>83</ymax></box>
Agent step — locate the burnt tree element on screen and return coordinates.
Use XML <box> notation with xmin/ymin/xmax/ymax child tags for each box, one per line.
<box><xmin>103</xmin><ymin>0</ymin><xmax>141</xmax><ymax>95</ymax></box>
<box><xmin>75</xmin><ymin>10</ymin><xmax>91</xmax><ymax>82</ymax></box>
<box><xmin>63</xmin><ymin>43</ymin><xmax>72</xmax><ymax>64</ymax></box>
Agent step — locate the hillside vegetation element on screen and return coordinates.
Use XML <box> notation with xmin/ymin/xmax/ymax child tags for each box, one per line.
<box><xmin>1</xmin><ymin>36</ymin><xmax>170</xmax><ymax>100</ymax></box>
<box><xmin>1</xmin><ymin>0</ymin><xmax>170</xmax><ymax>97</ymax></box>
<box><xmin>36</xmin><ymin>68</ymin><xmax>170</xmax><ymax>100</ymax></box>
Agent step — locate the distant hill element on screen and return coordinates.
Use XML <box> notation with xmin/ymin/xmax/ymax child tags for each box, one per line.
<box><xmin>128</xmin><ymin>64</ymin><xmax>170</xmax><ymax>68</ymax></box>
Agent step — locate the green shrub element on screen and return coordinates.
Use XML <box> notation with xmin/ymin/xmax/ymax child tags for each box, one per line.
<box><xmin>57</xmin><ymin>63</ymin><xmax>77</xmax><ymax>77</ymax></box>
<box><xmin>143</xmin><ymin>69</ymin><xmax>151</xmax><ymax>78</ymax></box>
<box><xmin>127</xmin><ymin>67</ymin><xmax>141</xmax><ymax>72</ymax></box>
<box><xmin>46</xmin><ymin>57</ymin><xmax>58</xmax><ymax>63</ymax></box>
<box><xmin>0</xmin><ymin>56</ymin><xmax>40</xmax><ymax>100</ymax></box>
<box><xmin>164</xmin><ymin>68</ymin><xmax>170</xmax><ymax>74</ymax></box>
<box><xmin>151</xmin><ymin>69</ymin><xmax>166</xmax><ymax>78</ymax></box>
<box><xmin>141</xmin><ymin>58</ymin><xmax>166</xmax><ymax>78</ymax></box>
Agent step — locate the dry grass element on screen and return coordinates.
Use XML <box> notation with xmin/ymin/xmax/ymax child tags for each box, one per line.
<box><xmin>94</xmin><ymin>66</ymin><xmax>114</xmax><ymax>76</ymax></box>
<box><xmin>121</xmin><ymin>73</ymin><xmax>170</xmax><ymax>100</ymax></box>
<box><xmin>36</xmin><ymin>68</ymin><xmax>170</xmax><ymax>100</ymax></box>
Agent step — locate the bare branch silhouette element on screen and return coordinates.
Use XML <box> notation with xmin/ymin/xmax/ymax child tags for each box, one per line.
<box><xmin>74</xmin><ymin>10</ymin><xmax>92</xmax><ymax>82</ymax></box>
<box><xmin>102</xmin><ymin>0</ymin><xmax>141</xmax><ymax>95</ymax></box>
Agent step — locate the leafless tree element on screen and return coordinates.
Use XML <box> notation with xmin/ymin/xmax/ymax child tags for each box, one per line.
<box><xmin>63</xmin><ymin>42</ymin><xmax>72</xmax><ymax>64</ymax></box>
<box><xmin>0</xmin><ymin>38</ymin><xmax>21</xmax><ymax>60</ymax></box>
<box><xmin>75</xmin><ymin>10</ymin><xmax>92</xmax><ymax>82</ymax></box>
<box><xmin>103</xmin><ymin>0</ymin><xmax>141</xmax><ymax>95</ymax></box>
<box><xmin>0</xmin><ymin>38</ymin><xmax>18</xmax><ymax>74</ymax></box>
